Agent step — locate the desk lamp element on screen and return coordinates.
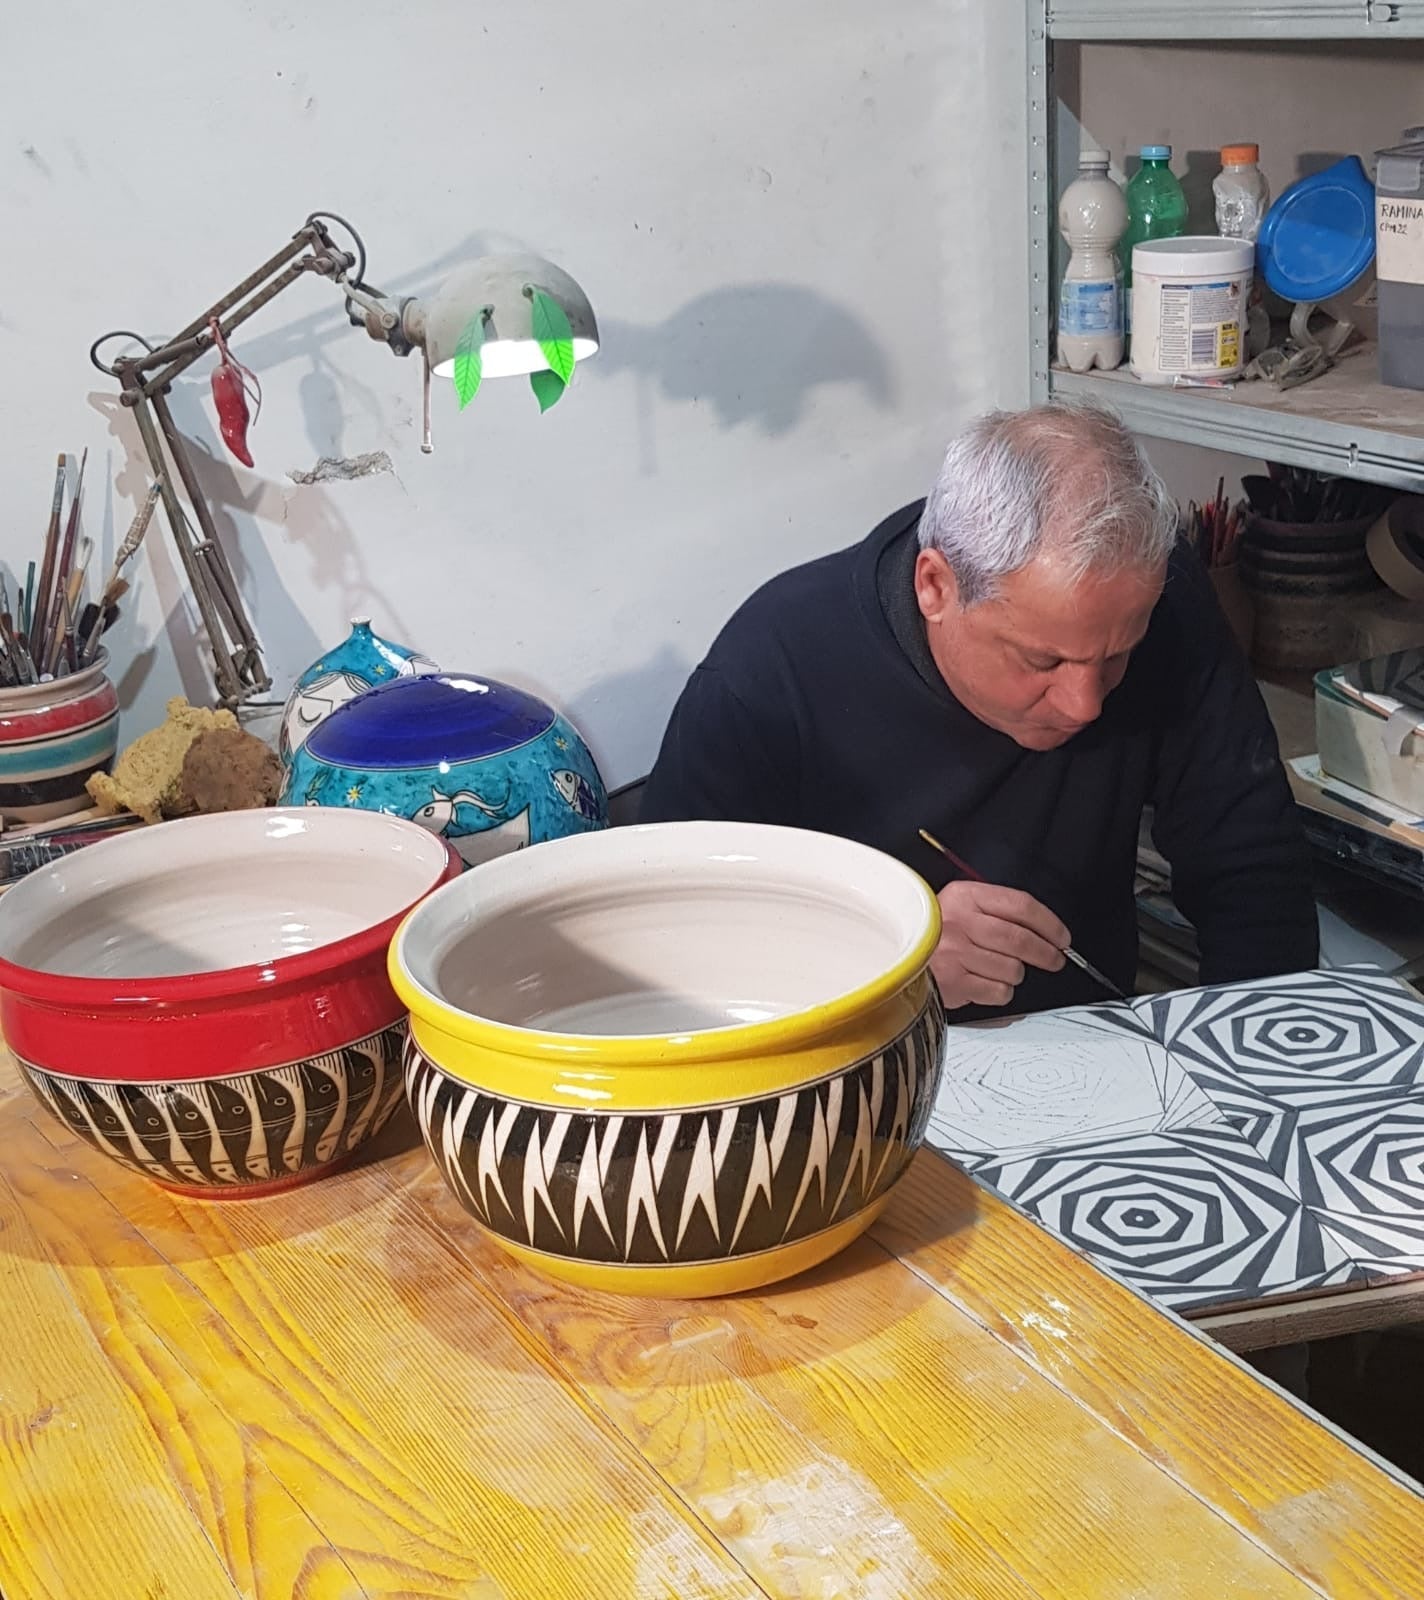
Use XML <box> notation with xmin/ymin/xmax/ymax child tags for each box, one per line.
<box><xmin>90</xmin><ymin>212</ymin><xmax>598</xmax><ymax>708</ymax></box>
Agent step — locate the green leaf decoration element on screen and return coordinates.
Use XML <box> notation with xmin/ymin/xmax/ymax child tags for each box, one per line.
<box><xmin>529</xmin><ymin>288</ymin><xmax>576</xmax><ymax>385</ymax></box>
<box><xmin>530</xmin><ymin>368</ymin><xmax>566</xmax><ymax>413</ymax></box>
<box><xmin>451</xmin><ymin>311</ymin><xmax>486</xmax><ymax>410</ymax></box>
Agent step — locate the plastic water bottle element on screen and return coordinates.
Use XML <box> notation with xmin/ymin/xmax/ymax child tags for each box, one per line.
<box><xmin>1214</xmin><ymin>143</ymin><xmax>1271</xmax><ymax>359</ymax></box>
<box><xmin>1121</xmin><ymin>145</ymin><xmax>1188</xmax><ymax>335</ymax></box>
<box><xmin>1213</xmin><ymin>144</ymin><xmax>1270</xmax><ymax>241</ymax></box>
<box><xmin>1057</xmin><ymin>149</ymin><xmax>1127</xmax><ymax>372</ymax></box>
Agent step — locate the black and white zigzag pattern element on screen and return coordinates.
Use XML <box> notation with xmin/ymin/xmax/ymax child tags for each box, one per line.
<box><xmin>20</xmin><ymin>1022</ymin><xmax>407</xmax><ymax>1190</ymax></box>
<box><xmin>406</xmin><ymin>995</ymin><xmax>945</xmax><ymax>1266</ymax></box>
<box><xmin>929</xmin><ymin>972</ymin><xmax>1424</xmax><ymax>1312</ymax></box>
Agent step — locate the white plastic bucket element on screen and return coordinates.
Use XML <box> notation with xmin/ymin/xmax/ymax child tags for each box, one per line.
<box><xmin>1129</xmin><ymin>237</ymin><xmax>1255</xmax><ymax>385</ymax></box>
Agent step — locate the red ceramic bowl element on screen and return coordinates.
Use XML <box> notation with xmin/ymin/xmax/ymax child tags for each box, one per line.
<box><xmin>0</xmin><ymin>807</ymin><xmax>459</xmax><ymax>1197</ymax></box>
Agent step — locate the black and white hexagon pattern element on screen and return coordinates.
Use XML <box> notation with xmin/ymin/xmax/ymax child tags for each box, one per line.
<box><xmin>973</xmin><ymin>1127</ymin><xmax>1359</xmax><ymax>1311</ymax></box>
<box><xmin>1285</xmin><ymin>1094</ymin><xmax>1424</xmax><ymax>1264</ymax></box>
<box><xmin>1132</xmin><ymin>971</ymin><xmax>1424</xmax><ymax>1105</ymax></box>
<box><xmin>930</xmin><ymin>972</ymin><xmax>1424</xmax><ymax>1315</ymax></box>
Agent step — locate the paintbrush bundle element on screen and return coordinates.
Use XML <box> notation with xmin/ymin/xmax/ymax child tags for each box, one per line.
<box><xmin>1243</xmin><ymin>464</ymin><xmax>1394</xmax><ymax>527</ymax></box>
<box><xmin>3</xmin><ymin>459</ymin><xmax>159</xmax><ymax>689</ymax></box>
<box><xmin>1182</xmin><ymin>476</ymin><xmax>1247</xmax><ymax>570</ymax></box>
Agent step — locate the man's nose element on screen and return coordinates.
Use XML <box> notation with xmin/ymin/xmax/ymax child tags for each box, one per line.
<box><xmin>1050</xmin><ymin>665</ymin><xmax>1108</xmax><ymax>725</ymax></box>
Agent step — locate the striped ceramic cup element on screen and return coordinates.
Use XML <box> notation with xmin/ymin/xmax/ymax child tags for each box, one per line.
<box><xmin>0</xmin><ymin>651</ymin><xmax>119</xmax><ymax>823</ymax></box>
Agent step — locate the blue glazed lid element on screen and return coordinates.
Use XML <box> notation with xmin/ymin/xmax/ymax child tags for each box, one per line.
<box><xmin>1257</xmin><ymin>155</ymin><xmax>1376</xmax><ymax>302</ymax></box>
<box><xmin>1140</xmin><ymin>144</ymin><xmax>1171</xmax><ymax>160</ymax></box>
<box><xmin>305</xmin><ymin>673</ymin><xmax>557</xmax><ymax>770</ymax></box>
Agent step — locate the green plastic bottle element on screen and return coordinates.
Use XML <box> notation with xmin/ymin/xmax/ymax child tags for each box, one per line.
<box><xmin>1121</xmin><ymin>145</ymin><xmax>1188</xmax><ymax>336</ymax></box>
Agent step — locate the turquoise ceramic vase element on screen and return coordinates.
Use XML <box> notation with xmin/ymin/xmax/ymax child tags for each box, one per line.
<box><xmin>279</xmin><ymin>672</ymin><xmax>608</xmax><ymax>868</ymax></box>
<box><xmin>280</xmin><ymin>618</ymin><xmax>439</xmax><ymax>764</ymax></box>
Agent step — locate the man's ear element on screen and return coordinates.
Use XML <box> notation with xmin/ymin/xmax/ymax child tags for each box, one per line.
<box><xmin>915</xmin><ymin>547</ymin><xmax>962</xmax><ymax>623</ymax></box>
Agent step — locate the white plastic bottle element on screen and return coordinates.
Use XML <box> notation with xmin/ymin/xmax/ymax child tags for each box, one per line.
<box><xmin>1057</xmin><ymin>149</ymin><xmax>1127</xmax><ymax>372</ymax></box>
<box><xmin>1214</xmin><ymin>143</ymin><xmax>1271</xmax><ymax>358</ymax></box>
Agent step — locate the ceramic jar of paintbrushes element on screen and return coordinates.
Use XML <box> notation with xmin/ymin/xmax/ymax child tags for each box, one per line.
<box><xmin>1239</xmin><ymin>468</ymin><xmax>1395</xmax><ymax>671</ymax></box>
<box><xmin>0</xmin><ymin>649</ymin><xmax>119</xmax><ymax>823</ymax></box>
<box><xmin>0</xmin><ymin>456</ymin><xmax>150</xmax><ymax>823</ymax></box>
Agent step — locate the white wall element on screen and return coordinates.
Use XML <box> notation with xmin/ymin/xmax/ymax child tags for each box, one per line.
<box><xmin>1</xmin><ymin>0</ymin><xmax>1028</xmax><ymax>789</ymax></box>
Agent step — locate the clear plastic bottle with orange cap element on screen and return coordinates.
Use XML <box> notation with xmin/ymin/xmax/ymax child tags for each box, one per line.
<box><xmin>1213</xmin><ymin>144</ymin><xmax>1270</xmax><ymax>241</ymax></box>
<box><xmin>1214</xmin><ymin>144</ymin><xmax>1270</xmax><ymax>358</ymax></box>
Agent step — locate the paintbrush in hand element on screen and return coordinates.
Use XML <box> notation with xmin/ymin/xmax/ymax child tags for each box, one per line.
<box><xmin>917</xmin><ymin>828</ymin><xmax>1126</xmax><ymax>1000</ymax></box>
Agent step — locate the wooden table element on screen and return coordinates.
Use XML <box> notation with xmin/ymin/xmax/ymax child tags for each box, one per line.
<box><xmin>4</xmin><ymin>1051</ymin><xmax>1424</xmax><ymax>1599</ymax></box>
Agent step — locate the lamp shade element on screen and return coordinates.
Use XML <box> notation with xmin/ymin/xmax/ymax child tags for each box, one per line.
<box><xmin>420</xmin><ymin>253</ymin><xmax>599</xmax><ymax>379</ymax></box>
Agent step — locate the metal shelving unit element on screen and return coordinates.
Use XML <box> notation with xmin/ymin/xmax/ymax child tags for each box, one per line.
<box><xmin>1028</xmin><ymin>0</ymin><xmax>1424</xmax><ymax>490</ymax></box>
<box><xmin>1049</xmin><ymin>1</ymin><xmax>1424</xmax><ymax>41</ymax></box>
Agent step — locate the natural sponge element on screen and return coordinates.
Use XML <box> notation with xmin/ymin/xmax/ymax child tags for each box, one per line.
<box><xmin>86</xmin><ymin>697</ymin><xmax>239</xmax><ymax>823</ymax></box>
<box><xmin>177</xmin><ymin>725</ymin><xmax>284</xmax><ymax>815</ymax></box>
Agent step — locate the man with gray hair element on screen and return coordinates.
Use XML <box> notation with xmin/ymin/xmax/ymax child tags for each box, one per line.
<box><xmin>641</xmin><ymin>401</ymin><xmax>1318</xmax><ymax>1017</ymax></box>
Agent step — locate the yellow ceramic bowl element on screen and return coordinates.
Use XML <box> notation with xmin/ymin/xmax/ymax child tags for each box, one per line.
<box><xmin>389</xmin><ymin>820</ymin><xmax>943</xmax><ymax>1297</ymax></box>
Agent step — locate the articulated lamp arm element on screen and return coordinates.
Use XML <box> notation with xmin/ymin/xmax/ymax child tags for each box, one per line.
<box><xmin>89</xmin><ymin>213</ymin><xmax>598</xmax><ymax>710</ymax></box>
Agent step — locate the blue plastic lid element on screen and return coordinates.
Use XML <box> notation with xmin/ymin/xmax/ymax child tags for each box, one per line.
<box><xmin>1140</xmin><ymin>145</ymin><xmax>1171</xmax><ymax>160</ymax></box>
<box><xmin>1257</xmin><ymin>155</ymin><xmax>1377</xmax><ymax>303</ymax></box>
<box><xmin>306</xmin><ymin>673</ymin><xmax>556</xmax><ymax>770</ymax></box>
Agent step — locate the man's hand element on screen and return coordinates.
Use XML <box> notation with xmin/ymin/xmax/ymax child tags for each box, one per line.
<box><xmin>930</xmin><ymin>880</ymin><xmax>1070</xmax><ymax>1010</ymax></box>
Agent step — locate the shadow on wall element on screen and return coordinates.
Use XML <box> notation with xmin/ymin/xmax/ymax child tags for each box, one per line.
<box><xmin>595</xmin><ymin>282</ymin><xmax>896</xmax><ymax>473</ymax></box>
<box><xmin>561</xmin><ymin>643</ymin><xmax>691</xmax><ymax>744</ymax></box>
<box><xmin>507</xmin><ymin>643</ymin><xmax>690</xmax><ymax>793</ymax></box>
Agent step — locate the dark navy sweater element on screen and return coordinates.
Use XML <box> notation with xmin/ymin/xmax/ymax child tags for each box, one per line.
<box><xmin>640</xmin><ymin>501</ymin><xmax>1319</xmax><ymax>1019</ymax></box>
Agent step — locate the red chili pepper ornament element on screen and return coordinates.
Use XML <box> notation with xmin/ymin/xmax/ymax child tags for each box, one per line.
<box><xmin>208</xmin><ymin>317</ymin><xmax>262</xmax><ymax>468</ymax></box>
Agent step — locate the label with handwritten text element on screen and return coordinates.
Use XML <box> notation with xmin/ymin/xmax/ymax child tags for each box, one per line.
<box><xmin>1377</xmin><ymin>197</ymin><xmax>1424</xmax><ymax>286</ymax></box>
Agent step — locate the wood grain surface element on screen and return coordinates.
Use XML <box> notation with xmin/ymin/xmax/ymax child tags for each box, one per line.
<box><xmin>2</xmin><ymin>1049</ymin><xmax>1422</xmax><ymax>1599</ymax></box>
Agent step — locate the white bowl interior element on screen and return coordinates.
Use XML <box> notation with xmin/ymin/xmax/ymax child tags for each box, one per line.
<box><xmin>399</xmin><ymin>822</ymin><xmax>934</xmax><ymax>1038</ymax></box>
<box><xmin>0</xmin><ymin>808</ymin><xmax>451</xmax><ymax>980</ymax></box>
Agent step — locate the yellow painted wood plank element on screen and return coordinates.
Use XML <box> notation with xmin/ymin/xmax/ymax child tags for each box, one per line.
<box><xmin>0</xmin><ymin>1166</ymin><xmax>249</xmax><ymax>1600</ymax></box>
<box><xmin>452</xmin><ymin>1182</ymin><xmax>1332</xmax><ymax>1599</ymax></box>
<box><xmin>1</xmin><ymin>1077</ymin><xmax>763</xmax><ymax>1600</ymax></box>
<box><xmin>874</xmin><ymin>1151</ymin><xmax>1424</xmax><ymax>1600</ymax></box>
<box><xmin>407</xmin><ymin>1168</ymin><xmax>1038</xmax><ymax>1599</ymax></box>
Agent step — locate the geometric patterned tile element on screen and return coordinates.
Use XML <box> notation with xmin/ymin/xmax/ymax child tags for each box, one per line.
<box><xmin>1132</xmin><ymin>970</ymin><xmax>1424</xmax><ymax>1102</ymax></box>
<box><xmin>1259</xmin><ymin>1093</ymin><xmax>1424</xmax><ymax>1205</ymax></box>
<box><xmin>1312</xmin><ymin>1216</ymin><xmax>1424</xmax><ymax>1269</ymax></box>
<box><xmin>1222</xmin><ymin>1102</ymin><xmax>1300</xmax><ymax>1171</ymax></box>
<box><xmin>971</xmin><ymin>1125</ymin><xmax>1361</xmax><ymax>1312</ymax></box>
<box><xmin>931</xmin><ymin>1007</ymin><xmax>1224</xmax><ymax>1168</ymax></box>
<box><xmin>937</xmin><ymin>973</ymin><xmax>1424</xmax><ymax>1317</ymax></box>
<box><xmin>1286</xmin><ymin>1094</ymin><xmax>1424</xmax><ymax>1263</ymax></box>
